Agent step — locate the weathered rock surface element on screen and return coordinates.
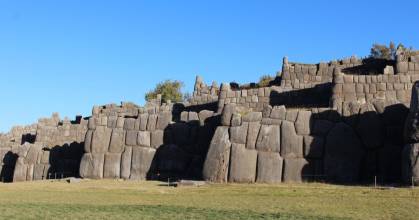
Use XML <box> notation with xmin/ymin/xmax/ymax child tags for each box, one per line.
<box><xmin>402</xmin><ymin>143</ymin><xmax>419</xmax><ymax>185</ymax></box>
<box><xmin>404</xmin><ymin>81</ymin><xmax>419</xmax><ymax>143</ymax></box>
<box><xmin>256</xmin><ymin>151</ymin><xmax>283</xmax><ymax>183</ymax></box>
<box><xmin>281</xmin><ymin>121</ymin><xmax>303</xmax><ymax>158</ymax></box>
<box><xmin>130</xmin><ymin>147</ymin><xmax>156</xmax><ymax>180</ymax></box>
<box><xmin>203</xmin><ymin>127</ymin><xmax>231</xmax><ymax>182</ymax></box>
<box><xmin>256</xmin><ymin>125</ymin><xmax>280</xmax><ymax>152</ymax></box>
<box><xmin>228</xmin><ymin>144</ymin><xmax>257</xmax><ymax>183</ymax></box>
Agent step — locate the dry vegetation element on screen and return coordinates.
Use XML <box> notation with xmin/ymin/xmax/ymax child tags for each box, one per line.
<box><xmin>0</xmin><ymin>180</ymin><xmax>417</xmax><ymax>220</ymax></box>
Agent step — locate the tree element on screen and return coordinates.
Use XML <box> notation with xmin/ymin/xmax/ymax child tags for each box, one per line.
<box><xmin>145</xmin><ymin>80</ymin><xmax>185</xmax><ymax>103</ymax></box>
<box><xmin>370</xmin><ymin>41</ymin><xmax>416</xmax><ymax>60</ymax></box>
<box><xmin>370</xmin><ymin>42</ymin><xmax>393</xmax><ymax>60</ymax></box>
<box><xmin>258</xmin><ymin>75</ymin><xmax>274</xmax><ymax>87</ymax></box>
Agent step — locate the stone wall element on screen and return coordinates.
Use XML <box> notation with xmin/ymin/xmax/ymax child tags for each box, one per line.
<box><xmin>203</xmin><ymin>102</ymin><xmax>407</xmax><ymax>183</ymax></box>
<box><xmin>0</xmin><ymin>114</ymin><xmax>88</xmax><ymax>182</ymax></box>
<box><xmin>188</xmin><ymin>76</ymin><xmax>219</xmax><ymax>106</ymax></box>
<box><xmin>79</xmin><ymin>104</ymin><xmax>219</xmax><ymax>180</ymax></box>
<box><xmin>331</xmin><ymin>68</ymin><xmax>417</xmax><ymax>108</ymax></box>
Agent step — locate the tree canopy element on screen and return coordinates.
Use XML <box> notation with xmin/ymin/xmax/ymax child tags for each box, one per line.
<box><xmin>145</xmin><ymin>80</ymin><xmax>185</xmax><ymax>103</ymax></box>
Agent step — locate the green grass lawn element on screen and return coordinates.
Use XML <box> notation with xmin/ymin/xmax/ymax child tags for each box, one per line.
<box><xmin>0</xmin><ymin>180</ymin><xmax>417</xmax><ymax>220</ymax></box>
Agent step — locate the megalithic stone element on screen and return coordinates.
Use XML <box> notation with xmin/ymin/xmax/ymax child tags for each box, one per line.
<box><xmin>203</xmin><ymin>127</ymin><xmax>231</xmax><ymax>182</ymax></box>
<box><xmin>404</xmin><ymin>81</ymin><xmax>419</xmax><ymax>143</ymax></box>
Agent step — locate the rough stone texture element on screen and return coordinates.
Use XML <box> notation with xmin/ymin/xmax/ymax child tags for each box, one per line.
<box><xmin>242</xmin><ymin>112</ymin><xmax>262</xmax><ymax>122</ymax></box>
<box><xmin>157</xmin><ymin>112</ymin><xmax>172</xmax><ymax>130</ymax></box>
<box><xmin>221</xmin><ymin>104</ymin><xmax>236</xmax><ymax>126</ymax></box>
<box><xmin>91</xmin><ymin>126</ymin><xmax>112</xmax><ymax>153</ymax></box>
<box><xmin>120</xmin><ymin>146</ymin><xmax>132</xmax><ymax>179</ymax></box>
<box><xmin>103</xmin><ymin>153</ymin><xmax>121</xmax><ymax>179</ymax></box>
<box><xmin>280</xmin><ymin>121</ymin><xmax>303</xmax><ymax>158</ymax></box>
<box><xmin>203</xmin><ymin>127</ymin><xmax>231</xmax><ymax>182</ymax></box>
<box><xmin>130</xmin><ymin>147</ymin><xmax>156</xmax><ymax>180</ymax></box>
<box><xmin>12</xmin><ymin>158</ymin><xmax>27</xmax><ymax>182</ymax></box>
<box><xmin>84</xmin><ymin>130</ymin><xmax>93</xmax><ymax>153</ymax></box>
<box><xmin>256</xmin><ymin>151</ymin><xmax>283</xmax><ymax>183</ymax></box>
<box><xmin>256</xmin><ymin>125</ymin><xmax>280</xmax><ymax>152</ymax></box>
<box><xmin>270</xmin><ymin>106</ymin><xmax>286</xmax><ymax>119</ymax></box>
<box><xmin>125</xmin><ymin>130</ymin><xmax>138</xmax><ymax>146</ymax></box>
<box><xmin>151</xmin><ymin>130</ymin><xmax>164</xmax><ymax>148</ymax></box>
<box><xmin>231</xmin><ymin>114</ymin><xmax>242</xmax><ymax>127</ymax></box>
<box><xmin>283</xmin><ymin>158</ymin><xmax>309</xmax><ymax>182</ymax></box>
<box><xmin>404</xmin><ymin>81</ymin><xmax>419</xmax><ymax>143</ymax></box>
<box><xmin>79</xmin><ymin>153</ymin><xmax>104</xmax><ymax>179</ymax></box>
<box><xmin>109</xmin><ymin>128</ymin><xmax>125</xmax><ymax>153</ymax></box>
<box><xmin>230</xmin><ymin>123</ymin><xmax>248</xmax><ymax>144</ymax></box>
<box><xmin>295</xmin><ymin>110</ymin><xmax>312</xmax><ymax>135</ymax></box>
<box><xmin>324</xmin><ymin>123</ymin><xmax>364</xmax><ymax>183</ymax></box>
<box><xmin>246</xmin><ymin>122</ymin><xmax>261</xmax><ymax>149</ymax></box>
<box><xmin>137</xmin><ymin>131</ymin><xmax>151</xmax><ymax>147</ymax></box>
<box><xmin>402</xmin><ymin>143</ymin><xmax>419</xmax><ymax>185</ymax></box>
<box><xmin>228</xmin><ymin>144</ymin><xmax>257</xmax><ymax>183</ymax></box>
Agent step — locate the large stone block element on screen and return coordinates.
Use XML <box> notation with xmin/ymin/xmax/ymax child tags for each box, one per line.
<box><xmin>125</xmin><ymin>130</ymin><xmax>138</xmax><ymax>146</ymax></box>
<box><xmin>221</xmin><ymin>104</ymin><xmax>236</xmax><ymax>126</ymax></box>
<box><xmin>13</xmin><ymin>158</ymin><xmax>27</xmax><ymax>182</ymax></box>
<box><xmin>84</xmin><ymin>130</ymin><xmax>93</xmax><ymax>153</ymax></box>
<box><xmin>91</xmin><ymin>126</ymin><xmax>112</xmax><ymax>153</ymax></box>
<box><xmin>203</xmin><ymin>127</ymin><xmax>231</xmax><ymax>182</ymax></box>
<box><xmin>230</xmin><ymin>122</ymin><xmax>248</xmax><ymax>144</ymax></box>
<box><xmin>79</xmin><ymin>153</ymin><xmax>104</xmax><ymax>179</ymax></box>
<box><xmin>137</xmin><ymin>131</ymin><xmax>151</xmax><ymax>147</ymax></box>
<box><xmin>33</xmin><ymin>164</ymin><xmax>45</xmax><ymax>180</ymax></box>
<box><xmin>256</xmin><ymin>125</ymin><xmax>280</xmax><ymax>152</ymax></box>
<box><xmin>103</xmin><ymin>153</ymin><xmax>121</xmax><ymax>179</ymax></box>
<box><xmin>283</xmin><ymin>158</ymin><xmax>309</xmax><ymax>182</ymax></box>
<box><xmin>280</xmin><ymin>121</ymin><xmax>303</xmax><ymax>158</ymax></box>
<box><xmin>139</xmin><ymin>114</ymin><xmax>148</xmax><ymax>131</ymax></box>
<box><xmin>156</xmin><ymin>111</ymin><xmax>172</xmax><ymax>130</ymax></box>
<box><xmin>120</xmin><ymin>146</ymin><xmax>132</xmax><ymax>179</ymax></box>
<box><xmin>295</xmin><ymin>111</ymin><xmax>312</xmax><ymax>135</ymax></box>
<box><xmin>242</xmin><ymin>112</ymin><xmax>262</xmax><ymax>122</ymax></box>
<box><xmin>404</xmin><ymin>81</ymin><xmax>419</xmax><ymax>143</ymax></box>
<box><xmin>130</xmin><ymin>147</ymin><xmax>156</xmax><ymax>180</ymax></box>
<box><xmin>147</xmin><ymin>114</ymin><xmax>157</xmax><ymax>131</ymax></box>
<box><xmin>402</xmin><ymin>143</ymin><xmax>419</xmax><ymax>185</ymax></box>
<box><xmin>270</xmin><ymin>106</ymin><xmax>286</xmax><ymax>119</ymax></box>
<box><xmin>396</xmin><ymin>61</ymin><xmax>408</xmax><ymax>73</ymax></box>
<box><xmin>109</xmin><ymin>128</ymin><xmax>125</xmax><ymax>153</ymax></box>
<box><xmin>324</xmin><ymin>123</ymin><xmax>364</xmax><ymax>183</ymax></box>
<box><xmin>256</xmin><ymin>152</ymin><xmax>283</xmax><ymax>183</ymax></box>
<box><xmin>199</xmin><ymin>110</ymin><xmax>214</xmax><ymax>126</ymax></box>
<box><xmin>228</xmin><ymin>144</ymin><xmax>257</xmax><ymax>183</ymax></box>
<box><xmin>151</xmin><ymin>130</ymin><xmax>164</xmax><ymax>148</ymax></box>
<box><xmin>124</xmin><ymin>118</ymin><xmax>136</xmax><ymax>130</ymax></box>
<box><xmin>25</xmin><ymin>145</ymin><xmax>41</xmax><ymax>164</ymax></box>
<box><xmin>246</xmin><ymin>122</ymin><xmax>261</xmax><ymax>149</ymax></box>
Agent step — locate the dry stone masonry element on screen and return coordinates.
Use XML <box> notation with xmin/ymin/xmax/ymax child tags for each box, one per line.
<box><xmin>0</xmin><ymin>114</ymin><xmax>87</xmax><ymax>182</ymax></box>
<box><xmin>1</xmin><ymin>51</ymin><xmax>419</xmax><ymax>185</ymax></box>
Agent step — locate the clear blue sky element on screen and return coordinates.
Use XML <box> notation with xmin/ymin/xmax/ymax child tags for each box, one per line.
<box><xmin>1</xmin><ymin>0</ymin><xmax>418</xmax><ymax>132</ymax></box>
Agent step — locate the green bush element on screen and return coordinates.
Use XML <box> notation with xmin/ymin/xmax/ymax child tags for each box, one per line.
<box><xmin>145</xmin><ymin>80</ymin><xmax>185</xmax><ymax>103</ymax></box>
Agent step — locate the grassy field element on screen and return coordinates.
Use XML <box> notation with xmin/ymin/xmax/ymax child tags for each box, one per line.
<box><xmin>0</xmin><ymin>180</ymin><xmax>417</xmax><ymax>220</ymax></box>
